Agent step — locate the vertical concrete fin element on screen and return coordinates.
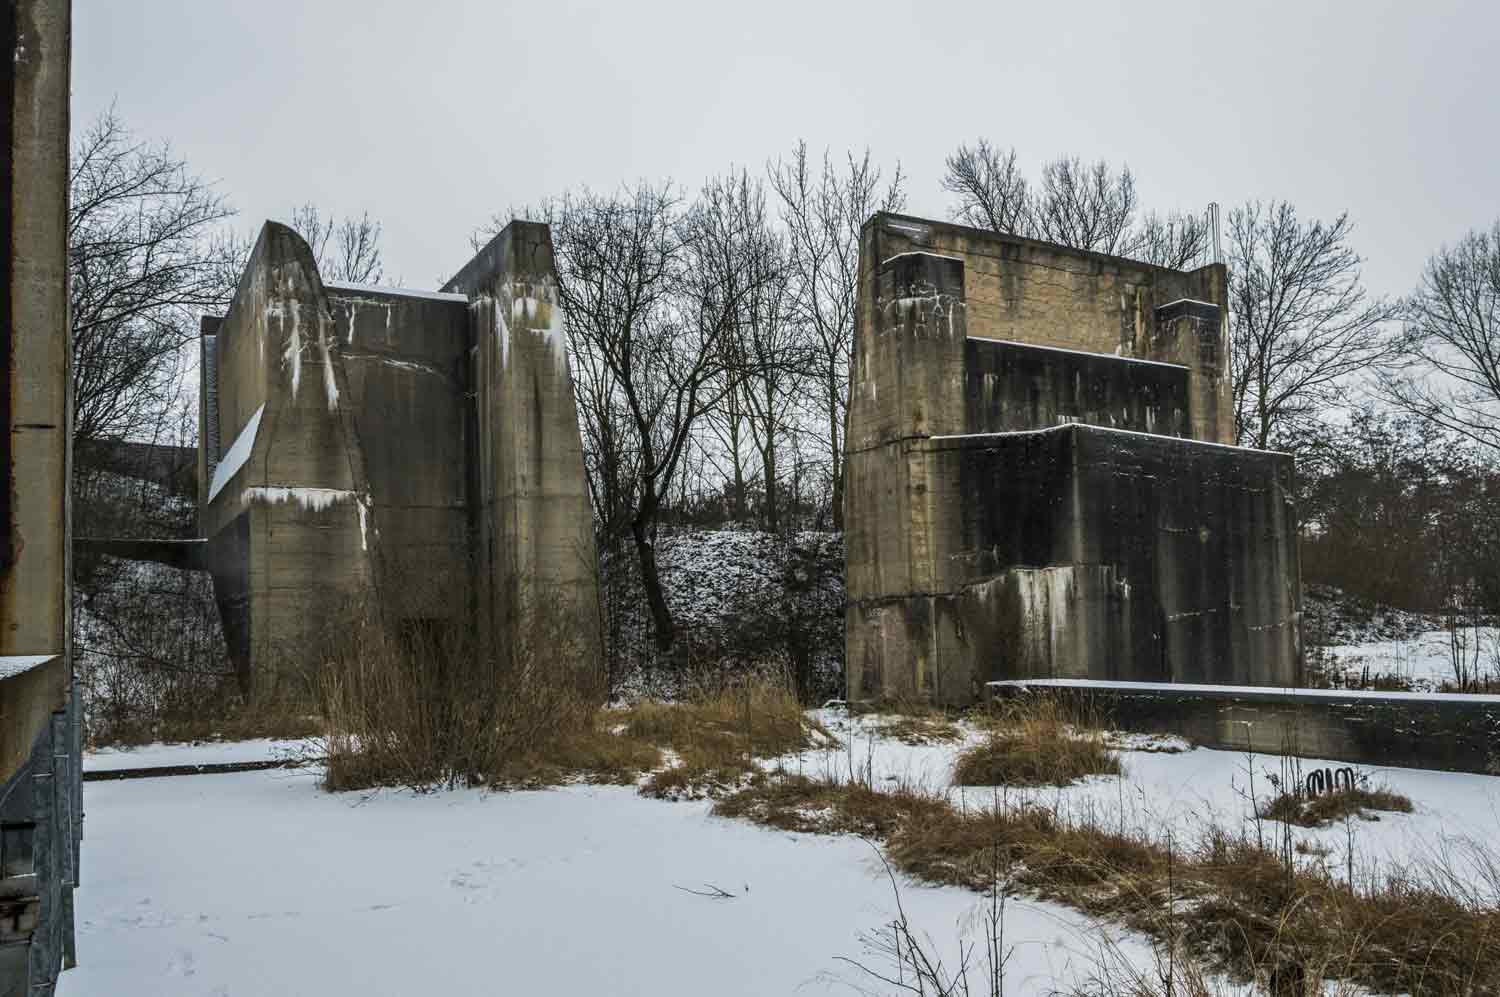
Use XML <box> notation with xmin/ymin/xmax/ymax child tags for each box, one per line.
<box><xmin>444</xmin><ymin>221</ymin><xmax>602</xmax><ymax>680</ymax></box>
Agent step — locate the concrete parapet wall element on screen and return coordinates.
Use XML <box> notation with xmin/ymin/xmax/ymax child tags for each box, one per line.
<box><xmin>859</xmin><ymin>214</ymin><xmax>1233</xmax><ymax>446</ymax></box>
<box><xmin>990</xmin><ymin>680</ymin><xmax>1500</xmax><ymax>775</ymax></box>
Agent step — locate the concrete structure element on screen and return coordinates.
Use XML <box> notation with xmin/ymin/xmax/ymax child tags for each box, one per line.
<box><xmin>846</xmin><ymin>213</ymin><xmax>1301</xmax><ymax>705</ymax></box>
<box><xmin>1</xmin><ymin>1</ymin><xmax>82</xmax><ymax>993</ymax></box>
<box><xmin>991</xmin><ymin>680</ymin><xmax>1500</xmax><ymax>775</ymax></box>
<box><xmin>195</xmin><ymin>220</ymin><xmax>600</xmax><ymax>690</ymax></box>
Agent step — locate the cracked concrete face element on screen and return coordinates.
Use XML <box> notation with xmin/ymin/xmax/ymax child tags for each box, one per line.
<box><xmin>845</xmin><ymin>214</ymin><xmax>1301</xmax><ymax>706</ymax></box>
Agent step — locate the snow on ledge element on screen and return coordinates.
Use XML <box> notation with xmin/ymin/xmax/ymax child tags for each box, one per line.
<box><xmin>967</xmin><ymin>336</ymin><xmax>1188</xmax><ymax>370</ymax></box>
<box><xmin>1156</xmin><ymin>298</ymin><xmax>1220</xmax><ymax>311</ymax></box>
<box><xmin>0</xmin><ymin>654</ymin><xmax>59</xmax><ymax>680</ymax></box>
<box><xmin>323</xmin><ymin>280</ymin><xmax>468</xmax><ymax>304</ymax></box>
<box><xmin>880</xmin><ymin>251</ymin><xmax>964</xmax><ymax>267</ymax></box>
<box><xmin>206</xmin><ymin>403</ymin><xmax>265</xmax><ymax>503</ymax></box>
<box><xmin>988</xmin><ymin>678</ymin><xmax>1500</xmax><ymax>705</ymax></box>
<box><xmin>928</xmin><ymin>423</ymin><xmax>1292</xmax><ymax>457</ymax></box>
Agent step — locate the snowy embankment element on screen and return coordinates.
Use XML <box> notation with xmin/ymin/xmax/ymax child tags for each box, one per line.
<box><xmin>1322</xmin><ymin>626</ymin><xmax>1499</xmax><ymax>690</ymax></box>
<box><xmin>65</xmin><ymin>704</ymin><xmax>1500</xmax><ymax>996</ymax></box>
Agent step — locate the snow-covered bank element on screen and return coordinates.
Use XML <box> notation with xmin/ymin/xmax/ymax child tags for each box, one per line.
<box><xmin>62</xmin><ymin>767</ymin><xmax>1152</xmax><ymax>997</ymax></box>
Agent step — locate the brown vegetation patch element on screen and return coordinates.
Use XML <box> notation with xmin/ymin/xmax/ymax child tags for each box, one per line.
<box><xmin>713</xmin><ymin>772</ymin><xmax>951</xmax><ymax>837</ymax></box>
<box><xmin>712</xmin><ymin>770</ymin><xmax>1500</xmax><ymax>996</ymax></box>
<box><xmin>955</xmin><ymin>698</ymin><xmax>1121</xmax><ymax>787</ymax></box>
<box><xmin>872</xmin><ymin>713</ymin><xmax>965</xmax><ymax>745</ymax></box>
<box><xmin>1258</xmin><ymin>787</ymin><xmax>1414</xmax><ymax>828</ymax></box>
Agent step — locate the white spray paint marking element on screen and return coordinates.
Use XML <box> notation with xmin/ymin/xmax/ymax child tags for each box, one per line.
<box><xmin>282</xmin><ymin>300</ymin><xmax>303</xmax><ymax>398</ymax></box>
<box><xmin>317</xmin><ymin>312</ymin><xmax>339</xmax><ymax>411</ymax></box>
<box><xmin>356</xmin><ymin>497</ymin><xmax>369</xmax><ymax>551</ymax></box>
<box><xmin>494</xmin><ymin>295</ymin><xmax>509</xmax><ymax>370</ymax></box>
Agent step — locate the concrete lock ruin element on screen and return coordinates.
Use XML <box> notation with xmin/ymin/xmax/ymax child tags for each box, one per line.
<box><xmin>845</xmin><ymin>213</ymin><xmax>1303</xmax><ymax>706</ymax></box>
<box><xmin>175</xmin><ymin>220</ymin><xmax>605</xmax><ymax>689</ymax></box>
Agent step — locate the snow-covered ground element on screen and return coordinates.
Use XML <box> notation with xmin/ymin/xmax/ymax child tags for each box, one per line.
<box><xmin>1321</xmin><ymin>626</ymin><xmax>1500</xmax><ymax>691</ymax></box>
<box><xmin>64</xmin><ymin>707</ymin><xmax>1500</xmax><ymax>996</ymax></box>
<box><xmin>61</xmin><ymin>758</ymin><xmax>1154</xmax><ymax>997</ymax></box>
<box><xmin>798</xmin><ymin>710</ymin><xmax>1500</xmax><ymax>896</ymax></box>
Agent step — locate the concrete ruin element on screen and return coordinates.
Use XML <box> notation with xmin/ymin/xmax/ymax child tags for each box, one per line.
<box><xmin>2</xmin><ymin>0</ymin><xmax>82</xmax><ymax>993</ymax></box>
<box><xmin>845</xmin><ymin>213</ymin><xmax>1302</xmax><ymax>705</ymax></box>
<box><xmin>189</xmin><ymin>220</ymin><xmax>602</xmax><ymax>690</ymax></box>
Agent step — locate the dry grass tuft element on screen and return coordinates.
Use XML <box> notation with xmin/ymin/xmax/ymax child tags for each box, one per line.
<box><xmin>1258</xmin><ymin>786</ymin><xmax>1414</xmax><ymax>828</ymax></box>
<box><xmin>632</xmin><ymin>678</ymin><xmax>832</xmax><ymax>799</ymax></box>
<box><xmin>873</xmin><ymin>713</ymin><xmax>965</xmax><ymax>745</ymax></box>
<box><xmin>713</xmin><ymin>771</ymin><xmax>951</xmax><ymax>837</ymax></box>
<box><xmin>955</xmin><ymin>697</ymin><xmax>1121</xmax><ymax>787</ymax></box>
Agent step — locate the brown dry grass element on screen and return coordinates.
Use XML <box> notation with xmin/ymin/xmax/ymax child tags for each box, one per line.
<box><xmin>713</xmin><ymin>767</ymin><xmax>1500</xmax><ymax>996</ymax></box>
<box><xmin>634</xmin><ymin>679</ymin><xmax>833</xmax><ymax>799</ymax></box>
<box><xmin>1258</xmin><ymin>787</ymin><xmax>1414</xmax><ymax>828</ymax></box>
<box><xmin>955</xmin><ymin>698</ymin><xmax>1122</xmax><ymax>787</ymax></box>
<box><xmin>873</xmin><ymin>713</ymin><xmax>965</xmax><ymax>745</ymax></box>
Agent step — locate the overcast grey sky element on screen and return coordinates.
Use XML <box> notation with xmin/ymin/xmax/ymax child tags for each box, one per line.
<box><xmin>74</xmin><ymin>0</ymin><xmax>1496</xmax><ymax>297</ymax></box>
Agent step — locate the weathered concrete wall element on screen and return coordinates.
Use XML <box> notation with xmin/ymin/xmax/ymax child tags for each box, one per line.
<box><xmin>965</xmin><ymin>339</ymin><xmax>1190</xmax><ymax>437</ymax></box>
<box><xmin>846</xmin><ymin>214</ymin><xmax>1301</xmax><ymax>706</ymax></box>
<box><xmin>861</xmin><ymin>213</ymin><xmax>1233</xmax><ymax>445</ymax></box>
<box><xmin>326</xmin><ymin>282</ymin><xmax>470</xmax><ymax>618</ymax></box>
<box><xmin>196</xmin><ymin>220</ymin><xmax>602</xmax><ymax>690</ymax></box>
<box><xmin>201</xmin><ymin>223</ymin><xmax>370</xmax><ymax>687</ymax></box>
<box><xmin>1</xmin><ymin>1</ymin><xmax>80</xmax><ymax>992</ymax></box>
<box><xmin>443</xmin><ymin>222</ymin><xmax>601</xmax><ymax>674</ymax></box>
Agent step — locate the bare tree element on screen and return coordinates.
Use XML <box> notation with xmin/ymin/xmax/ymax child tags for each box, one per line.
<box><xmin>68</xmin><ymin>110</ymin><xmax>238</xmax><ymax>449</ymax></box>
<box><xmin>552</xmin><ymin>180</ymin><xmax>775</xmax><ymax>650</ymax></box>
<box><xmin>941</xmin><ymin>140</ymin><xmax>1030</xmax><ymax>235</ymax></box>
<box><xmin>1033</xmin><ymin>155</ymin><xmax>1138</xmax><ymax>255</ymax></box>
<box><xmin>289</xmin><ymin>203</ymin><xmax>386</xmax><ymax>284</ymax></box>
<box><xmin>1384</xmin><ymin>221</ymin><xmax>1500</xmax><ymax>456</ymax></box>
<box><xmin>1133</xmin><ymin>210</ymin><xmax>1210</xmax><ymax>270</ymax></box>
<box><xmin>1227</xmin><ymin>200</ymin><xmax>1401</xmax><ymax>450</ymax></box>
<box><xmin>697</xmin><ymin>171</ymin><xmax>807</xmax><ymax>532</ymax></box>
<box><xmin>769</xmin><ymin>142</ymin><xmax>905</xmax><ymax>530</ymax></box>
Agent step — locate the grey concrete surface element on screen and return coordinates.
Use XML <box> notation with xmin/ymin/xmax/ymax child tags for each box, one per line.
<box><xmin>1</xmin><ymin>3</ymin><xmax>80</xmax><ymax>992</ymax></box>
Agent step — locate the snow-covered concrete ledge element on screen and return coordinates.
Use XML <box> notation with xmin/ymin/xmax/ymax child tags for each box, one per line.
<box><xmin>989</xmin><ymin>678</ymin><xmax>1500</xmax><ymax>705</ymax></box>
<box><xmin>988</xmin><ymin>678</ymin><xmax>1500</xmax><ymax>775</ymax></box>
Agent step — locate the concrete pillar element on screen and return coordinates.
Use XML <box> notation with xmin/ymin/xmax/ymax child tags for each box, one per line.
<box><xmin>2</xmin><ymin>1</ymin><xmax>79</xmax><ymax>992</ymax></box>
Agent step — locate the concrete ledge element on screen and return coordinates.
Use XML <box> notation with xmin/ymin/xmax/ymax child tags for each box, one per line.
<box><xmin>988</xmin><ymin>679</ymin><xmax>1500</xmax><ymax>775</ymax></box>
<box><xmin>82</xmin><ymin>759</ymin><xmax>304</xmax><ymax>782</ymax></box>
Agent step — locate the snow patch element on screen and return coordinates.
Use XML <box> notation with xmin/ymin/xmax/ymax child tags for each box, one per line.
<box><xmin>241</xmin><ymin>486</ymin><xmax>360</xmax><ymax>513</ymax></box>
<box><xmin>0</xmin><ymin>654</ymin><xmax>58</xmax><ymax>679</ymax></box>
<box><xmin>206</xmin><ymin>404</ymin><xmax>265</xmax><ymax>503</ymax></box>
<box><xmin>323</xmin><ymin>279</ymin><xmax>468</xmax><ymax>304</ymax></box>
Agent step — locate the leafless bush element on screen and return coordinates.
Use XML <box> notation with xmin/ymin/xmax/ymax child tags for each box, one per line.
<box><xmin>316</xmin><ymin>569</ymin><xmax>607</xmax><ymax>792</ymax></box>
